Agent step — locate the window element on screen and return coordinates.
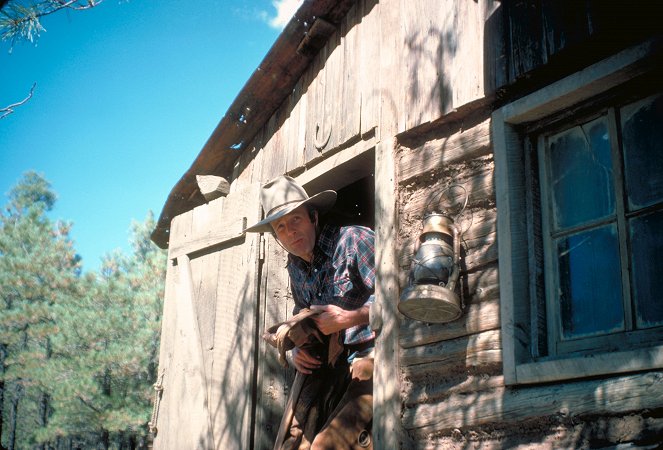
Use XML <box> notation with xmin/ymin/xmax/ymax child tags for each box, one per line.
<box><xmin>493</xmin><ymin>40</ymin><xmax>663</xmax><ymax>385</ymax></box>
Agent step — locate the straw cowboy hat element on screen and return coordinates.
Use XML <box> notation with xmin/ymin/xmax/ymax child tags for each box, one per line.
<box><xmin>246</xmin><ymin>175</ymin><xmax>337</xmax><ymax>233</ymax></box>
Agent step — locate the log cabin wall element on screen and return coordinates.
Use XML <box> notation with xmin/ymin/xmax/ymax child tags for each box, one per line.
<box><xmin>224</xmin><ymin>1</ymin><xmax>504</xmax><ymax>447</ymax></box>
<box><xmin>153</xmin><ymin>0</ymin><xmax>663</xmax><ymax>448</ymax></box>
<box><xmin>390</xmin><ymin>1</ymin><xmax>663</xmax><ymax>449</ymax></box>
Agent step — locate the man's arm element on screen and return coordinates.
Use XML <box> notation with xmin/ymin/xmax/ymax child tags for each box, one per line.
<box><xmin>310</xmin><ymin>303</ymin><xmax>370</xmax><ymax>335</ymax></box>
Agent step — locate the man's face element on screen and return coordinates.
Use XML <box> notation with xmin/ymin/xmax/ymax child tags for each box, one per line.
<box><xmin>271</xmin><ymin>205</ymin><xmax>317</xmax><ymax>262</ymax></box>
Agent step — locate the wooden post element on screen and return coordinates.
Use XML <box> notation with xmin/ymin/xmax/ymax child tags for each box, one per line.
<box><xmin>373</xmin><ymin>136</ymin><xmax>402</xmax><ymax>449</ymax></box>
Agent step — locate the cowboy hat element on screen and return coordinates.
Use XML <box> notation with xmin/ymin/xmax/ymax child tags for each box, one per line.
<box><xmin>245</xmin><ymin>175</ymin><xmax>336</xmax><ymax>233</ymax></box>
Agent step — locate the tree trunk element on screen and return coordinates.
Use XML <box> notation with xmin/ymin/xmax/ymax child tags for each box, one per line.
<box><xmin>101</xmin><ymin>429</ymin><xmax>109</xmax><ymax>450</ymax></box>
<box><xmin>38</xmin><ymin>338</ymin><xmax>52</xmax><ymax>450</ymax></box>
<box><xmin>0</xmin><ymin>343</ymin><xmax>6</xmax><ymax>450</ymax></box>
<box><xmin>38</xmin><ymin>392</ymin><xmax>50</xmax><ymax>450</ymax></box>
<box><xmin>8</xmin><ymin>382</ymin><xmax>23</xmax><ymax>450</ymax></box>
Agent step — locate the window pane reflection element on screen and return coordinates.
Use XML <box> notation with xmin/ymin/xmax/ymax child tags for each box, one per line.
<box><xmin>621</xmin><ymin>93</ymin><xmax>663</xmax><ymax>211</ymax></box>
<box><xmin>557</xmin><ymin>225</ymin><xmax>624</xmax><ymax>339</ymax></box>
<box><xmin>548</xmin><ymin>117</ymin><xmax>614</xmax><ymax>231</ymax></box>
<box><xmin>630</xmin><ymin>209</ymin><xmax>663</xmax><ymax>329</ymax></box>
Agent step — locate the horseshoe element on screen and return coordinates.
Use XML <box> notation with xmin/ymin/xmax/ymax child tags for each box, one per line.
<box><xmin>314</xmin><ymin>121</ymin><xmax>332</xmax><ymax>151</ymax></box>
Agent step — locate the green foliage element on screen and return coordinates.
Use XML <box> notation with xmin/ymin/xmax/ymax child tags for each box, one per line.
<box><xmin>1</xmin><ymin>1</ymin><xmax>104</xmax><ymax>48</ymax></box>
<box><xmin>0</xmin><ymin>172</ymin><xmax>166</xmax><ymax>449</ymax></box>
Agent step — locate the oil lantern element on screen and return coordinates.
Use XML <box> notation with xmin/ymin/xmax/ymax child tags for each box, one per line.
<box><xmin>398</xmin><ymin>185</ymin><xmax>467</xmax><ymax>323</ymax></box>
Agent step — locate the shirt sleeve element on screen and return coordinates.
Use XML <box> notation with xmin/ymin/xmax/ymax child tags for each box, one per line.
<box><xmin>352</xmin><ymin>226</ymin><xmax>376</xmax><ymax>306</ymax></box>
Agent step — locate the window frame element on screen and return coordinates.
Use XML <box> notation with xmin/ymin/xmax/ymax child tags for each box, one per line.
<box><xmin>493</xmin><ymin>39</ymin><xmax>663</xmax><ymax>385</ymax></box>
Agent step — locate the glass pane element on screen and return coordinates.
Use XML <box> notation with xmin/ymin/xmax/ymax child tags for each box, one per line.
<box><xmin>556</xmin><ymin>225</ymin><xmax>624</xmax><ymax>340</ymax></box>
<box><xmin>547</xmin><ymin>116</ymin><xmax>615</xmax><ymax>231</ymax></box>
<box><xmin>630</xmin><ymin>209</ymin><xmax>663</xmax><ymax>328</ymax></box>
<box><xmin>621</xmin><ymin>92</ymin><xmax>663</xmax><ymax>210</ymax></box>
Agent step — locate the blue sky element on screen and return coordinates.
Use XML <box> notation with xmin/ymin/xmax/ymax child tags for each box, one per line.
<box><xmin>1</xmin><ymin>0</ymin><xmax>301</xmax><ymax>270</ymax></box>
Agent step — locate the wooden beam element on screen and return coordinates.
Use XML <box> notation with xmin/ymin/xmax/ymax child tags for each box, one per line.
<box><xmin>196</xmin><ymin>175</ymin><xmax>230</xmax><ymax>202</ymax></box>
<box><xmin>168</xmin><ymin>217</ymin><xmax>247</xmax><ymax>260</ymax></box>
<box><xmin>402</xmin><ymin>371</ymin><xmax>663</xmax><ymax>434</ymax></box>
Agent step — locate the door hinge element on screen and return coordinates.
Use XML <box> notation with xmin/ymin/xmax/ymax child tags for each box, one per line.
<box><xmin>259</xmin><ymin>234</ymin><xmax>266</xmax><ymax>261</ymax></box>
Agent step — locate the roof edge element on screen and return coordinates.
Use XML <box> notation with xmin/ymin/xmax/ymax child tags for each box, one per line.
<box><xmin>151</xmin><ymin>0</ymin><xmax>357</xmax><ymax>248</ymax></box>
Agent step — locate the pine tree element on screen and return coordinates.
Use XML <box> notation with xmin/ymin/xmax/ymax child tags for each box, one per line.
<box><xmin>39</xmin><ymin>212</ymin><xmax>166</xmax><ymax>448</ymax></box>
<box><xmin>1</xmin><ymin>173</ymin><xmax>166</xmax><ymax>448</ymax></box>
<box><xmin>0</xmin><ymin>171</ymin><xmax>80</xmax><ymax>449</ymax></box>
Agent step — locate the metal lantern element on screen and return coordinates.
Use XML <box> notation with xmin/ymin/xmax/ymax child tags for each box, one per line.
<box><xmin>398</xmin><ymin>186</ymin><xmax>467</xmax><ymax>323</ymax></box>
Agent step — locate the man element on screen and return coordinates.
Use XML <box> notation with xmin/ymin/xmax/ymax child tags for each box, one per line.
<box><xmin>246</xmin><ymin>175</ymin><xmax>375</xmax><ymax>450</ymax></box>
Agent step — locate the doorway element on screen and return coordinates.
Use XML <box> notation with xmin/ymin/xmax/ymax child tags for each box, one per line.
<box><xmin>302</xmin><ymin>147</ymin><xmax>375</xmax><ymax>230</ymax></box>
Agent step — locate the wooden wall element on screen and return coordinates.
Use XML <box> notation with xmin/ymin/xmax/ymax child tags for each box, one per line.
<box><xmin>153</xmin><ymin>185</ymin><xmax>262</xmax><ymax>449</ymax></box>
<box><xmin>154</xmin><ymin>0</ymin><xmax>663</xmax><ymax>448</ymax></box>
<box><xmin>394</xmin><ymin>103</ymin><xmax>663</xmax><ymax>448</ymax></box>
<box><xmin>230</xmin><ymin>0</ymin><xmax>501</xmax><ymax>187</ymax></box>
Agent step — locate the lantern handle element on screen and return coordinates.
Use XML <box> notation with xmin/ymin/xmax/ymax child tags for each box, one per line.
<box><xmin>425</xmin><ymin>184</ymin><xmax>468</xmax><ymax>220</ymax></box>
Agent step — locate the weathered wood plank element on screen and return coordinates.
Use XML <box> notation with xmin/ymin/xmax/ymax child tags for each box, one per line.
<box><xmin>450</xmin><ymin>0</ymin><xmax>486</xmax><ymax>109</ymax></box>
<box><xmin>340</xmin><ymin>2</ymin><xmax>361</xmax><ymax>144</ymax></box>
<box><xmin>167</xmin><ymin>206</ymin><xmax>193</xmax><ymax>250</ymax></box>
<box><xmin>285</xmin><ymin>83</ymin><xmax>304</xmax><ymax>173</ymax></box>
<box><xmin>359</xmin><ymin>0</ymin><xmax>380</xmax><ymax>137</ymax></box>
<box><xmin>373</xmin><ymin>136</ymin><xmax>403</xmax><ymax>449</ymax></box>
<box><xmin>492</xmin><ymin>108</ymin><xmax>531</xmax><ymax>386</ymax></box>
<box><xmin>415</xmin><ymin>414</ymin><xmax>663</xmax><ymax>450</ymax></box>
<box><xmin>398</xmin><ymin>118</ymin><xmax>492</xmax><ymax>184</ymax></box>
<box><xmin>400</xmin><ymin>296</ymin><xmax>500</xmax><ymax>349</ymax></box>
<box><xmin>152</xmin><ymin>260</ymin><xmax>178</xmax><ymax>446</ymax></box>
<box><xmin>482</xmin><ymin>0</ymin><xmax>507</xmax><ymax>95</ymax></box>
<box><xmin>303</xmin><ymin>47</ymin><xmax>326</xmax><ymax>165</ymax></box>
<box><xmin>377</xmin><ymin>0</ymin><xmax>401</xmax><ymax>138</ymax></box>
<box><xmin>401</xmin><ymin>329</ymin><xmax>502</xmax><ymax>369</ymax></box>
<box><xmin>402</xmin><ymin>371</ymin><xmax>663</xmax><ymax>435</ymax></box>
<box><xmin>196</xmin><ymin>175</ymin><xmax>230</xmax><ymax>202</ymax></box>
<box><xmin>190</xmin><ymin>201</ymin><xmax>225</xmax><ymax>354</ymax></box>
<box><xmin>168</xmin><ymin>217</ymin><xmax>247</xmax><ymax>260</ymax></box>
<box><xmin>207</xmin><ymin>183</ymin><xmax>261</xmax><ymax>450</ymax></box>
<box><xmin>153</xmin><ymin>249</ymin><xmax>214</xmax><ymax>449</ymax></box>
<box><xmin>403</xmin><ymin>372</ymin><xmax>504</xmax><ymax>408</ymax></box>
<box><xmin>540</xmin><ymin>0</ymin><xmax>590</xmax><ymax>58</ymax></box>
<box><xmin>323</xmin><ymin>33</ymin><xmax>342</xmax><ymax>153</ymax></box>
<box><xmin>506</xmin><ymin>0</ymin><xmax>546</xmax><ymax>82</ymax></box>
<box><xmin>402</xmin><ymin>1</ymin><xmax>447</xmax><ymax>129</ymax></box>
<box><xmin>254</xmin><ymin>234</ymin><xmax>296</xmax><ymax>449</ymax></box>
<box><xmin>399</xmin><ymin>161</ymin><xmax>495</xmax><ymax>220</ymax></box>
<box><xmin>261</xmin><ymin>113</ymin><xmax>288</xmax><ymax>182</ymax></box>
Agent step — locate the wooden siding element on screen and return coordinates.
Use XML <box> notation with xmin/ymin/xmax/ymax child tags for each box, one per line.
<box><xmin>152</xmin><ymin>0</ymin><xmax>663</xmax><ymax>448</ymax></box>
<box><xmin>220</xmin><ymin>0</ymin><xmax>500</xmax><ymax>191</ymax></box>
<box><xmin>153</xmin><ymin>185</ymin><xmax>261</xmax><ymax>449</ymax></box>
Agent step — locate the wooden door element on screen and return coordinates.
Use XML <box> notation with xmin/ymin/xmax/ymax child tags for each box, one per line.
<box><xmin>152</xmin><ymin>183</ymin><xmax>262</xmax><ymax>449</ymax></box>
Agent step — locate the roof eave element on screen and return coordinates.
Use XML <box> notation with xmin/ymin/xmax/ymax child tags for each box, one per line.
<box><xmin>151</xmin><ymin>0</ymin><xmax>356</xmax><ymax>248</ymax></box>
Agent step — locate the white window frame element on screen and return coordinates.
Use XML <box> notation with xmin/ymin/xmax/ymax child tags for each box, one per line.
<box><xmin>492</xmin><ymin>39</ymin><xmax>663</xmax><ymax>386</ymax></box>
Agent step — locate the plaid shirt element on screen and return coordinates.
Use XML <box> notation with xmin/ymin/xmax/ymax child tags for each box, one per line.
<box><xmin>288</xmin><ymin>224</ymin><xmax>375</xmax><ymax>346</ymax></box>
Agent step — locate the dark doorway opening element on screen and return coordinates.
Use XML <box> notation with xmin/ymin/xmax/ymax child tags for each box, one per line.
<box><xmin>324</xmin><ymin>174</ymin><xmax>375</xmax><ymax>229</ymax></box>
<box><xmin>302</xmin><ymin>147</ymin><xmax>375</xmax><ymax>230</ymax></box>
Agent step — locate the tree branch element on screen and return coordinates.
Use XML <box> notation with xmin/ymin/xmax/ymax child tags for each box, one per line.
<box><xmin>0</xmin><ymin>82</ymin><xmax>36</xmax><ymax>119</ymax></box>
<box><xmin>1</xmin><ymin>1</ymin><xmax>104</xmax><ymax>46</ymax></box>
<box><xmin>77</xmin><ymin>395</ymin><xmax>102</xmax><ymax>414</ymax></box>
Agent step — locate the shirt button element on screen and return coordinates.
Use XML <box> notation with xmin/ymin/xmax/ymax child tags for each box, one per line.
<box><xmin>314</xmin><ymin>269</ymin><xmax>318</xmax><ymax>273</ymax></box>
<box><xmin>317</xmin><ymin>292</ymin><xmax>322</xmax><ymax>297</ymax></box>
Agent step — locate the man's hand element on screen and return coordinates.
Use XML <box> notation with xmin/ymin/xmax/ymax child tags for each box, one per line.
<box><xmin>310</xmin><ymin>304</ymin><xmax>369</xmax><ymax>335</ymax></box>
<box><xmin>291</xmin><ymin>347</ymin><xmax>321</xmax><ymax>374</ymax></box>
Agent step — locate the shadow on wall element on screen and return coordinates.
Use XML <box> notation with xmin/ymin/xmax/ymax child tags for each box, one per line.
<box><xmin>404</xmin><ymin>26</ymin><xmax>456</xmax><ymax>125</ymax></box>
